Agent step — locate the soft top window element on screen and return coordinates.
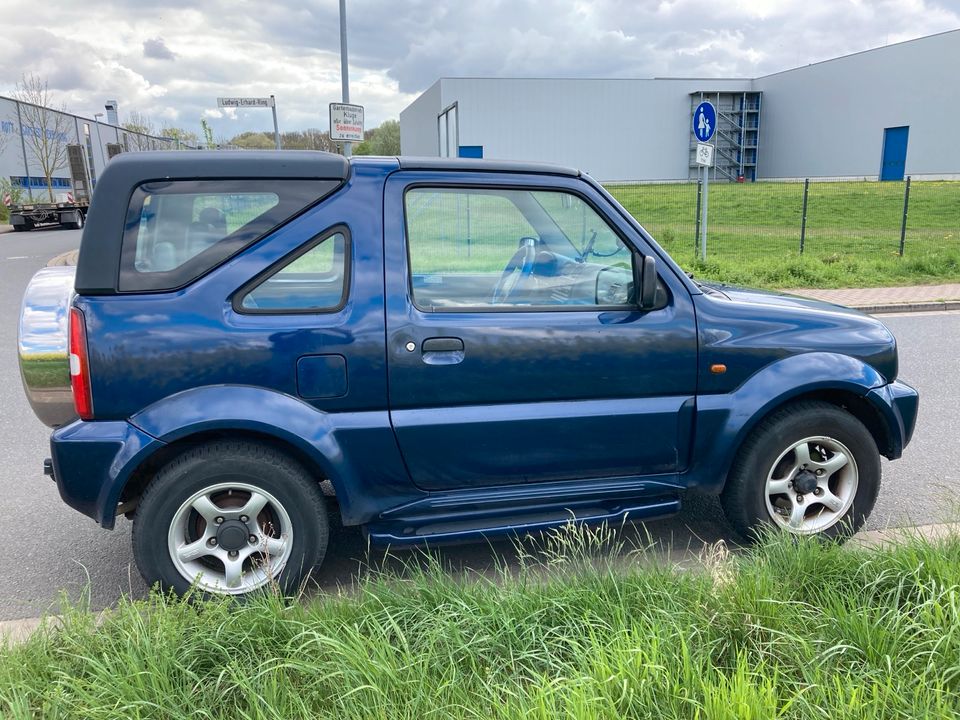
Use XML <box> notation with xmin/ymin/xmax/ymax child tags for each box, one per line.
<box><xmin>119</xmin><ymin>179</ymin><xmax>339</xmax><ymax>292</ymax></box>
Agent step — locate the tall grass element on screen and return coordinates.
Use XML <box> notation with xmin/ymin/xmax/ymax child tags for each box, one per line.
<box><xmin>1</xmin><ymin>526</ymin><xmax>959</xmax><ymax>718</ymax></box>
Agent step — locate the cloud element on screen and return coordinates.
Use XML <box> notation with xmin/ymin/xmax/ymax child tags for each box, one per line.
<box><xmin>143</xmin><ymin>37</ymin><xmax>176</xmax><ymax>61</ymax></box>
<box><xmin>0</xmin><ymin>0</ymin><xmax>956</xmax><ymax>139</ymax></box>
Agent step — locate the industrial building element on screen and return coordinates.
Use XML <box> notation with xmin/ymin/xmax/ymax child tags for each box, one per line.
<box><xmin>400</xmin><ymin>29</ymin><xmax>960</xmax><ymax>182</ymax></box>
<box><xmin>0</xmin><ymin>97</ymin><xmax>176</xmax><ymax>201</ymax></box>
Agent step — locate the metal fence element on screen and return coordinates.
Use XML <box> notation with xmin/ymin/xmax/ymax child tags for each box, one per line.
<box><xmin>606</xmin><ymin>177</ymin><xmax>960</xmax><ymax>266</ymax></box>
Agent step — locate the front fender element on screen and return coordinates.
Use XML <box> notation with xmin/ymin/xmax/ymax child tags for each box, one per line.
<box><xmin>128</xmin><ymin>385</ymin><xmax>418</xmax><ymax>525</ymax></box>
<box><xmin>685</xmin><ymin>352</ymin><xmax>887</xmax><ymax>492</ymax></box>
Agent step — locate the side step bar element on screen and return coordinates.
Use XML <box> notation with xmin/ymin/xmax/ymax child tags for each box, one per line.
<box><xmin>365</xmin><ymin>496</ymin><xmax>681</xmax><ymax>547</ymax></box>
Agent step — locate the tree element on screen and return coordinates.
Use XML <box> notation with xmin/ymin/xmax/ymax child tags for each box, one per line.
<box><xmin>12</xmin><ymin>73</ymin><xmax>71</xmax><ymax>201</ymax></box>
<box><xmin>123</xmin><ymin>111</ymin><xmax>157</xmax><ymax>151</ymax></box>
<box><xmin>228</xmin><ymin>131</ymin><xmax>275</xmax><ymax>149</ymax></box>
<box><xmin>280</xmin><ymin>128</ymin><xmax>338</xmax><ymax>152</ymax></box>
<box><xmin>353</xmin><ymin>120</ymin><xmax>400</xmax><ymax>156</ymax></box>
<box><xmin>159</xmin><ymin>126</ymin><xmax>199</xmax><ymax>148</ymax></box>
<box><xmin>200</xmin><ymin>119</ymin><xmax>215</xmax><ymax>149</ymax></box>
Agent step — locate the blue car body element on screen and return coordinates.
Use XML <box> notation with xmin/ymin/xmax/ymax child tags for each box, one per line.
<box><xmin>46</xmin><ymin>155</ymin><xmax>918</xmax><ymax>544</ymax></box>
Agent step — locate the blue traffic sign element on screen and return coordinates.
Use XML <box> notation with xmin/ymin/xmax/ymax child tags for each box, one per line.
<box><xmin>693</xmin><ymin>101</ymin><xmax>716</xmax><ymax>143</ymax></box>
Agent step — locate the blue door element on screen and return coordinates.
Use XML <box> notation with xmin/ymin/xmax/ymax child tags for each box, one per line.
<box><xmin>880</xmin><ymin>126</ymin><xmax>909</xmax><ymax>181</ymax></box>
<box><xmin>383</xmin><ymin>172</ymin><xmax>699</xmax><ymax>491</ymax></box>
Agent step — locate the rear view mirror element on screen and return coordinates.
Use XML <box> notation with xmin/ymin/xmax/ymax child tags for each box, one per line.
<box><xmin>634</xmin><ymin>254</ymin><xmax>658</xmax><ymax>309</ymax></box>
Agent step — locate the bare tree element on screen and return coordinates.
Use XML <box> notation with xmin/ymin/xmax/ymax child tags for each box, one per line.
<box><xmin>123</xmin><ymin>111</ymin><xmax>157</xmax><ymax>151</ymax></box>
<box><xmin>12</xmin><ymin>74</ymin><xmax>71</xmax><ymax>202</ymax></box>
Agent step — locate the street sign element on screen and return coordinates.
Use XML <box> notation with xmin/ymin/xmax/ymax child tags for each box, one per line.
<box><xmin>329</xmin><ymin>103</ymin><xmax>364</xmax><ymax>142</ymax></box>
<box><xmin>217</xmin><ymin>97</ymin><xmax>275</xmax><ymax>108</ymax></box>
<box><xmin>692</xmin><ymin>101</ymin><xmax>716</xmax><ymax>143</ymax></box>
<box><xmin>695</xmin><ymin>142</ymin><xmax>715</xmax><ymax>167</ymax></box>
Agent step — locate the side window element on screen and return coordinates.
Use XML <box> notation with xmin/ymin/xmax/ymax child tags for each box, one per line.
<box><xmin>120</xmin><ymin>179</ymin><xmax>340</xmax><ymax>292</ymax></box>
<box><xmin>133</xmin><ymin>191</ymin><xmax>279</xmax><ymax>273</ymax></box>
<box><xmin>238</xmin><ymin>230</ymin><xmax>348</xmax><ymax>313</ymax></box>
<box><xmin>404</xmin><ymin>187</ymin><xmax>635</xmax><ymax>310</ymax></box>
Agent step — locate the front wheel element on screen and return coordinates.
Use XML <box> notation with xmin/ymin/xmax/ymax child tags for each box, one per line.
<box><xmin>721</xmin><ymin>401</ymin><xmax>880</xmax><ymax>541</ymax></box>
<box><xmin>133</xmin><ymin>441</ymin><xmax>328</xmax><ymax>597</ymax></box>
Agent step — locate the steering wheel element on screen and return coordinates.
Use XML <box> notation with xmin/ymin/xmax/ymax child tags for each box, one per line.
<box><xmin>491</xmin><ymin>237</ymin><xmax>538</xmax><ymax>304</ymax></box>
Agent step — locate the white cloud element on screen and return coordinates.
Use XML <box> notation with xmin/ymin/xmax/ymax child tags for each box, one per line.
<box><xmin>0</xmin><ymin>0</ymin><xmax>956</xmax><ymax>139</ymax></box>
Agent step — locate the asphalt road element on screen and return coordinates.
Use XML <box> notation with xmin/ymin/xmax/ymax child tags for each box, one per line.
<box><xmin>0</xmin><ymin>226</ymin><xmax>955</xmax><ymax>620</ymax></box>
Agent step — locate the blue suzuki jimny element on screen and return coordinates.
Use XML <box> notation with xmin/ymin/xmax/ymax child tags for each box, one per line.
<box><xmin>18</xmin><ymin>151</ymin><xmax>918</xmax><ymax>596</ymax></box>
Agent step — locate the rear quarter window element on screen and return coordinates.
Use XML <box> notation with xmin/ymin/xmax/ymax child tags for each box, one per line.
<box><xmin>119</xmin><ymin>179</ymin><xmax>339</xmax><ymax>292</ymax></box>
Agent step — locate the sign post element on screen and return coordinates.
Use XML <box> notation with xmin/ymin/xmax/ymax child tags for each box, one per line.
<box><xmin>692</xmin><ymin>101</ymin><xmax>717</xmax><ymax>260</ymax></box>
<box><xmin>329</xmin><ymin>102</ymin><xmax>365</xmax><ymax>146</ymax></box>
<box><xmin>216</xmin><ymin>96</ymin><xmax>282</xmax><ymax>149</ymax></box>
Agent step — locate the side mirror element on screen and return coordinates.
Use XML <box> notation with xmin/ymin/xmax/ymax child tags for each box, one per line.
<box><xmin>634</xmin><ymin>253</ymin><xmax>658</xmax><ymax>309</ymax></box>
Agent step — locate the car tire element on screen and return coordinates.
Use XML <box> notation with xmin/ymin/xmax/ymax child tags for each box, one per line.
<box><xmin>132</xmin><ymin>440</ymin><xmax>329</xmax><ymax>598</ymax></box>
<box><xmin>720</xmin><ymin>400</ymin><xmax>880</xmax><ymax>542</ymax></box>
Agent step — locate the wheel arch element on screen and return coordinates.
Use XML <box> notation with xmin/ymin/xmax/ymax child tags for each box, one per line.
<box><xmin>687</xmin><ymin>352</ymin><xmax>891</xmax><ymax>493</ymax></box>
<box><xmin>118</xmin><ymin>427</ymin><xmax>337</xmax><ymax>517</ymax></box>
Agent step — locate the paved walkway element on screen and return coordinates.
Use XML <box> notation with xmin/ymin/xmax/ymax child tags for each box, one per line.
<box><xmin>793</xmin><ymin>283</ymin><xmax>960</xmax><ymax>312</ymax></box>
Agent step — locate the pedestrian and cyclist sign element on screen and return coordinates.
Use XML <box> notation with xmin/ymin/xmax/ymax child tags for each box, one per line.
<box><xmin>692</xmin><ymin>100</ymin><xmax>717</xmax><ymax>262</ymax></box>
<box><xmin>693</xmin><ymin>101</ymin><xmax>716</xmax><ymax>142</ymax></box>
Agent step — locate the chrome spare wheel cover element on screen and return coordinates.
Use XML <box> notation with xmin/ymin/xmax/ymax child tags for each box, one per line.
<box><xmin>167</xmin><ymin>482</ymin><xmax>294</xmax><ymax>594</ymax></box>
<box><xmin>764</xmin><ymin>436</ymin><xmax>859</xmax><ymax>534</ymax></box>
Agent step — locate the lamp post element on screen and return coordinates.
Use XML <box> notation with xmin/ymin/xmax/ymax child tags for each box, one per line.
<box><xmin>93</xmin><ymin>113</ymin><xmax>106</xmax><ymax>175</ymax></box>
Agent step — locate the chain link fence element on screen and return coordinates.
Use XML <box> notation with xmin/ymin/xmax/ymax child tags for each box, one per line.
<box><xmin>606</xmin><ymin>177</ymin><xmax>960</xmax><ymax>267</ymax></box>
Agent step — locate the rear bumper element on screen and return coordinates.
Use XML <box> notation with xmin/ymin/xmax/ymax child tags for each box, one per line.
<box><xmin>865</xmin><ymin>379</ymin><xmax>919</xmax><ymax>460</ymax></box>
<box><xmin>50</xmin><ymin>419</ymin><xmax>165</xmax><ymax>529</ymax></box>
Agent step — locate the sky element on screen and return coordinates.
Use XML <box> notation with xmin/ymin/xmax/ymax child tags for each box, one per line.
<box><xmin>1</xmin><ymin>0</ymin><xmax>958</xmax><ymax>139</ymax></box>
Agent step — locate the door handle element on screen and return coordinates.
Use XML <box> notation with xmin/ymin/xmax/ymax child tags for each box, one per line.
<box><xmin>422</xmin><ymin>337</ymin><xmax>464</xmax><ymax>353</ymax></box>
<box><xmin>421</xmin><ymin>337</ymin><xmax>465</xmax><ymax>365</ymax></box>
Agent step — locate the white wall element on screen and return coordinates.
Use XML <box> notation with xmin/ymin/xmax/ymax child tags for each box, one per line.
<box><xmin>400</xmin><ymin>30</ymin><xmax>960</xmax><ymax>181</ymax></box>
<box><xmin>413</xmin><ymin>78</ymin><xmax>750</xmax><ymax>181</ymax></box>
<box><xmin>0</xmin><ymin>96</ymin><xmax>176</xmax><ymax>200</ymax></box>
<box><xmin>399</xmin><ymin>80</ymin><xmax>443</xmax><ymax>156</ymax></box>
<box><xmin>755</xmin><ymin>29</ymin><xmax>960</xmax><ymax>178</ymax></box>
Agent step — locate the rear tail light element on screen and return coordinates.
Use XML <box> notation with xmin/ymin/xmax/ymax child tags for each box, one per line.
<box><xmin>68</xmin><ymin>307</ymin><xmax>94</xmax><ymax>420</ymax></box>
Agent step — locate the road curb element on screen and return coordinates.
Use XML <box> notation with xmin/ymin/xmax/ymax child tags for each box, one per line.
<box><xmin>0</xmin><ymin>224</ymin><xmax>13</xmax><ymax>234</ymax></box>
<box><xmin>850</xmin><ymin>300</ymin><xmax>960</xmax><ymax>315</ymax></box>
<box><xmin>46</xmin><ymin>249</ymin><xmax>80</xmax><ymax>267</ymax></box>
<box><xmin>2</xmin><ymin>521</ymin><xmax>955</xmax><ymax>645</ymax></box>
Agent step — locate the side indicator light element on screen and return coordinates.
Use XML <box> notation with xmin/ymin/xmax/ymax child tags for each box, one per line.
<box><xmin>710</xmin><ymin>364</ymin><xmax>727</xmax><ymax>374</ymax></box>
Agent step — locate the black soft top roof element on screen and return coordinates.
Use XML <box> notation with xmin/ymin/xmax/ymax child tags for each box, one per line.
<box><xmin>102</xmin><ymin>150</ymin><xmax>351</xmax><ymax>182</ymax></box>
<box><xmin>75</xmin><ymin>151</ymin><xmax>349</xmax><ymax>294</ymax></box>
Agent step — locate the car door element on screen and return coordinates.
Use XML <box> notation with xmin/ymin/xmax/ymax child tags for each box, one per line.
<box><xmin>383</xmin><ymin>170</ymin><xmax>698</xmax><ymax>491</ymax></box>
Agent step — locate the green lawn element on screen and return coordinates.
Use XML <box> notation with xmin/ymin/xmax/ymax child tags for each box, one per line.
<box><xmin>607</xmin><ymin>180</ymin><xmax>960</xmax><ymax>288</ymax></box>
<box><xmin>1</xmin><ymin>527</ymin><xmax>958</xmax><ymax>718</ymax></box>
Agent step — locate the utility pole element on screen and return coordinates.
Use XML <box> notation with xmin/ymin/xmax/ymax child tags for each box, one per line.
<box><xmin>270</xmin><ymin>95</ymin><xmax>281</xmax><ymax>150</ymax></box>
<box><xmin>93</xmin><ymin>113</ymin><xmax>106</xmax><ymax>178</ymax></box>
<box><xmin>339</xmin><ymin>0</ymin><xmax>351</xmax><ymax>158</ymax></box>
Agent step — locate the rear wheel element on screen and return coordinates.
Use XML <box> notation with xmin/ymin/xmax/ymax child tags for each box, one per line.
<box><xmin>721</xmin><ymin>401</ymin><xmax>880</xmax><ymax>541</ymax></box>
<box><xmin>63</xmin><ymin>212</ymin><xmax>84</xmax><ymax>230</ymax></box>
<box><xmin>133</xmin><ymin>440</ymin><xmax>328</xmax><ymax>597</ymax></box>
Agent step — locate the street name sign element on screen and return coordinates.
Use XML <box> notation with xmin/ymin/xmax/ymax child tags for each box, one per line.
<box><xmin>330</xmin><ymin>103</ymin><xmax>365</xmax><ymax>142</ymax></box>
<box><xmin>217</xmin><ymin>97</ymin><xmax>275</xmax><ymax>108</ymax></box>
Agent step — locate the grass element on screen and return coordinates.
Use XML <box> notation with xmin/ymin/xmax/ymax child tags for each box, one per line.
<box><xmin>1</xmin><ymin>525</ymin><xmax>959</xmax><ymax>718</ymax></box>
<box><xmin>18</xmin><ymin>354</ymin><xmax>68</xmax><ymax>390</ymax></box>
<box><xmin>607</xmin><ymin>180</ymin><xmax>960</xmax><ymax>289</ymax></box>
